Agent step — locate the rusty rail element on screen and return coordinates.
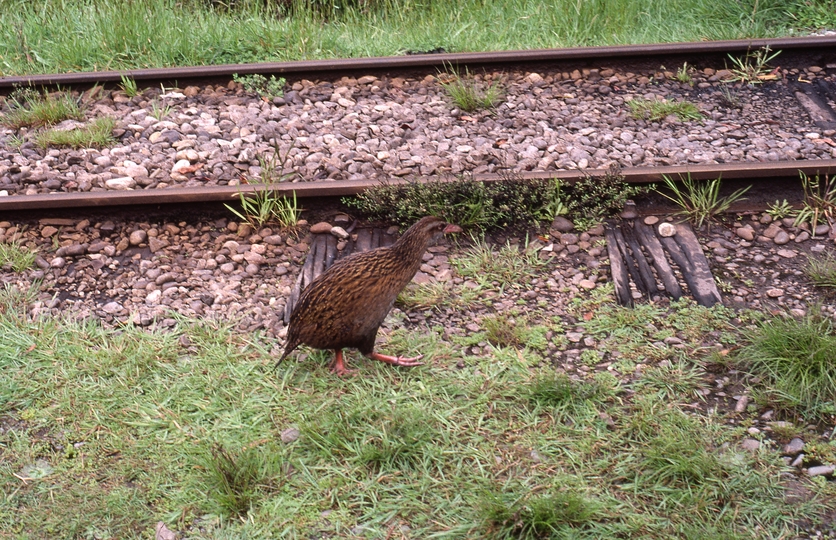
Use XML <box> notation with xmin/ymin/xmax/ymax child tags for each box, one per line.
<box><xmin>2</xmin><ymin>35</ymin><xmax>835</xmax><ymax>89</ymax></box>
<box><xmin>2</xmin><ymin>160</ymin><xmax>834</xmax><ymax>211</ymax></box>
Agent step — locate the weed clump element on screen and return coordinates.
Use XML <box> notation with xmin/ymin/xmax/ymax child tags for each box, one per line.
<box><xmin>203</xmin><ymin>442</ymin><xmax>285</xmax><ymax>518</ymax></box>
<box><xmin>438</xmin><ymin>66</ymin><xmax>504</xmax><ymax>112</ymax></box>
<box><xmin>736</xmin><ymin>310</ymin><xmax>836</xmax><ymax>420</ymax></box>
<box><xmin>480</xmin><ymin>489</ymin><xmax>603</xmax><ymax>538</ymax></box>
<box><xmin>805</xmin><ymin>252</ymin><xmax>836</xmax><ymax>289</ymax></box>
<box><xmin>345</xmin><ymin>166</ymin><xmax>642</xmax><ymax>232</ymax></box>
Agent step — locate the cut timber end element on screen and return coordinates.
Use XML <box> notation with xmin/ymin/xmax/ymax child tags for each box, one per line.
<box><xmin>606</xmin><ymin>218</ymin><xmax>721</xmax><ymax>308</ymax></box>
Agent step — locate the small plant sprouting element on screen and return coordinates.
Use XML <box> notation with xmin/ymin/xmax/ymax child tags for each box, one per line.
<box><xmin>793</xmin><ymin>171</ymin><xmax>836</xmax><ymax>235</ymax></box>
<box><xmin>627</xmin><ymin>97</ymin><xmax>702</xmax><ymax>122</ymax></box>
<box><xmin>149</xmin><ymin>98</ymin><xmax>172</xmax><ymax>121</ymax></box>
<box><xmin>226</xmin><ymin>187</ymin><xmax>299</xmax><ymax>229</ymax></box>
<box><xmin>225</xmin><ymin>143</ymin><xmax>300</xmax><ymax>228</ymax></box>
<box><xmin>726</xmin><ymin>46</ymin><xmax>781</xmax><ymax>85</ymax></box>
<box><xmin>656</xmin><ymin>174</ymin><xmax>750</xmax><ymax>230</ymax></box>
<box><xmin>438</xmin><ymin>65</ymin><xmax>503</xmax><ymax>112</ymax></box>
<box><xmin>718</xmin><ymin>84</ymin><xmax>741</xmax><ymax>108</ymax></box>
<box><xmin>119</xmin><ymin>74</ymin><xmax>139</xmax><ymax>97</ymax></box>
<box><xmin>233</xmin><ymin>73</ymin><xmax>286</xmax><ymax>100</ymax></box>
<box><xmin>766</xmin><ymin>199</ymin><xmax>795</xmax><ymax>220</ymax></box>
<box><xmin>538</xmin><ymin>178</ymin><xmax>569</xmax><ymax>222</ymax></box>
<box><xmin>675</xmin><ymin>62</ymin><xmax>694</xmax><ymax>85</ymax></box>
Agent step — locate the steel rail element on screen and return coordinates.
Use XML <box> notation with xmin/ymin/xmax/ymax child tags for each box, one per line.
<box><xmin>2</xmin><ymin>36</ymin><xmax>835</xmax><ymax>89</ymax></box>
<box><xmin>3</xmin><ymin>159</ymin><xmax>834</xmax><ymax>211</ymax></box>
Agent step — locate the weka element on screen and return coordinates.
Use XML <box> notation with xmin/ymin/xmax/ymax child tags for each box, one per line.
<box><xmin>278</xmin><ymin>216</ymin><xmax>461</xmax><ymax>376</ymax></box>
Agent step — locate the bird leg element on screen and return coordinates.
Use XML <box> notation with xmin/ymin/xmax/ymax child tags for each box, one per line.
<box><xmin>368</xmin><ymin>352</ymin><xmax>424</xmax><ymax>367</ymax></box>
<box><xmin>329</xmin><ymin>349</ymin><xmax>356</xmax><ymax>377</ymax></box>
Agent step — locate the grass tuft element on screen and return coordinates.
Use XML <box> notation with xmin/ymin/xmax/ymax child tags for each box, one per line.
<box><xmin>736</xmin><ymin>310</ymin><xmax>836</xmax><ymax>420</ymax></box>
<box><xmin>1</xmin><ymin>88</ymin><xmax>84</xmax><ymax>129</ymax></box>
<box><xmin>628</xmin><ymin>96</ymin><xmax>703</xmax><ymax>121</ymax></box>
<box><xmin>0</xmin><ymin>239</ymin><xmax>37</xmax><ymax>272</ymax></box>
<box><xmin>480</xmin><ymin>489</ymin><xmax>603</xmax><ymax>539</ymax></box>
<box><xmin>805</xmin><ymin>251</ymin><xmax>836</xmax><ymax>289</ymax></box>
<box><xmin>33</xmin><ymin>116</ymin><xmax>116</xmax><ymax>149</ymax></box>
<box><xmin>204</xmin><ymin>442</ymin><xmax>285</xmax><ymax>518</ymax></box>
<box><xmin>439</xmin><ymin>66</ymin><xmax>504</xmax><ymax>112</ymax></box>
<box><xmin>454</xmin><ymin>236</ymin><xmax>547</xmax><ymax>289</ymax></box>
<box><xmin>656</xmin><ymin>174</ymin><xmax>750</xmax><ymax>230</ymax></box>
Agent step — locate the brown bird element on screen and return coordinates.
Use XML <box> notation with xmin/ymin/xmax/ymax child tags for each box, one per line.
<box><xmin>278</xmin><ymin>216</ymin><xmax>461</xmax><ymax>376</ymax></box>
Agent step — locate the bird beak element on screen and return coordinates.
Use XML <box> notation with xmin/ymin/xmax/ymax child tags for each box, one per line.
<box><xmin>443</xmin><ymin>224</ymin><xmax>462</xmax><ymax>234</ymax></box>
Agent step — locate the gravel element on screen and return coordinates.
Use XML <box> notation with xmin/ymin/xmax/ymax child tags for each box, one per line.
<box><xmin>1</xmin><ymin>63</ymin><xmax>835</xmax><ymax>196</ymax></box>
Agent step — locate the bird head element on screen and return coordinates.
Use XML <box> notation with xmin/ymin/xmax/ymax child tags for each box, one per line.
<box><xmin>420</xmin><ymin>216</ymin><xmax>462</xmax><ymax>239</ymax></box>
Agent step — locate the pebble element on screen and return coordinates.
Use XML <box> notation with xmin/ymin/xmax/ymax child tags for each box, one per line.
<box><xmin>102</xmin><ymin>301</ymin><xmax>123</xmax><ymax>314</ymax></box>
<box><xmin>773</xmin><ymin>231</ymin><xmax>790</xmax><ymax>245</ymax></box>
<box><xmin>740</xmin><ymin>438</ymin><xmax>760</xmax><ymax>452</ymax></box>
<box><xmin>281</xmin><ymin>428</ymin><xmax>300</xmax><ymax>443</ymax></box>
<box><xmin>784</xmin><ymin>438</ymin><xmax>804</xmax><ymax>455</ymax></box>
<box><xmin>736</xmin><ymin>226</ymin><xmax>755</xmax><ymax>241</ymax></box>
<box><xmin>330</xmin><ymin>226</ymin><xmax>350</xmax><ymax>240</ymax></box>
<box><xmin>310</xmin><ymin>222</ymin><xmax>332</xmax><ymax>234</ymax></box>
<box><xmin>658</xmin><ymin>222</ymin><xmax>676</xmax><ymax>237</ymax></box>
<box><xmin>807</xmin><ymin>465</ymin><xmax>835</xmax><ymax>477</ymax></box>
<box><xmin>105</xmin><ymin>177</ymin><xmax>136</xmax><ymax>190</ymax></box>
<box><xmin>1</xmin><ymin>64</ymin><xmax>832</xmax><ymax>196</ymax></box>
<box><xmin>550</xmin><ymin>216</ymin><xmax>574</xmax><ymax>232</ymax></box>
<box><xmin>129</xmin><ymin>230</ymin><xmax>147</xmax><ymax>245</ymax></box>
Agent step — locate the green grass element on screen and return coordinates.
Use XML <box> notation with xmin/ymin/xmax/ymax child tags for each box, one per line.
<box><xmin>805</xmin><ymin>251</ymin><xmax>836</xmax><ymax>288</ymax></box>
<box><xmin>233</xmin><ymin>73</ymin><xmax>286</xmax><ymax>100</ymax></box>
<box><xmin>119</xmin><ymin>74</ymin><xmax>139</xmax><ymax>97</ymax></box>
<box><xmin>0</xmin><ymin>88</ymin><xmax>83</xmax><ymax>129</ymax></box>
<box><xmin>0</xmin><ymin>281</ymin><xmax>830</xmax><ymax>538</ymax></box>
<box><xmin>453</xmin><ymin>236</ymin><xmax>547</xmax><ymax>289</ymax></box>
<box><xmin>656</xmin><ymin>174</ymin><xmax>751</xmax><ymax>230</ymax></box>
<box><xmin>0</xmin><ymin>238</ymin><xmax>36</xmax><ymax>272</ymax></box>
<box><xmin>736</xmin><ymin>310</ymin><xmax>836</xmax><ymax>420</ymax></box>
<box><xmin>627</xmin><ymin>97</ymin><xmax>703</xmax><ymax>122</ymax></box>
<box><xmin>397</xmin><ymin>280</ymin><xmax>482</xmax><ymax>312</ymax></box>
<box><xmin>0</xmin><ymin>0</ymin><xmax>829</xmax><ymax>76</ymax></box>
<box><xmin>32</xmin><ymin>116</ymin><xmax>116</xmax><ymax>149</ymax></box>
<box><xmin>439</xmin><ymin>66</ymin><xmax>504</xmax><ymax>112</ymax></box>
<box><xmin>725</xmin><ymin>45</ymin><xmax>782</xmax><ymax>84</ymax></box>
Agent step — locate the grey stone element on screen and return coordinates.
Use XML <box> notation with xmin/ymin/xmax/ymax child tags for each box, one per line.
<box><xmin>550</xmin><ymin>216</ymin><xmax>574</xmax><ymax>232</ymax></box>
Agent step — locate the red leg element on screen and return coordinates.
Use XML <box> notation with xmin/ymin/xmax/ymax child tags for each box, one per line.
<box><xmin>329</xmin><ymin>350</ymin><xmax>356</xmax><ymax>377</ymax></box>
<box><xmin>368</xmin><ymin>351</ymin><xmax>424</xmax><ymax>367</ymax></box>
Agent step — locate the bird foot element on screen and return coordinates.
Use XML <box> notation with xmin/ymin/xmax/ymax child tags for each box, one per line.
<box><xmin>329</xmin><ymin>350</ymin><xmax>357</xmax><ymax>377</ymax></box>
<box><xmin>368</xmin><ymin>352</ymin><xmax>424</xmax><ymax>367</ymax></box>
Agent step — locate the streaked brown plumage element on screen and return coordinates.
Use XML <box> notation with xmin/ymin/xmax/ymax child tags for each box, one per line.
<box><xmin>278</xmin><ymin>216</ymin><xmax>461</xmax><ymax>375</ymax></box>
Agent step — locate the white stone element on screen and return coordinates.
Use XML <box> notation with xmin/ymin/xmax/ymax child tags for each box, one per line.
<box><xmin>658</xmin><ymin>222</ymin><xmax>676</xmax><ymax>237</ymax></box>
<box><xmin>105</xmin><ymin>177</ymin><xmax>136</xmax><ymax>190</ymax></box>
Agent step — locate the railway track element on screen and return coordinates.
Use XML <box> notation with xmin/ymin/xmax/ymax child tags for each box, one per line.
<box><xmin>1</xmin><ymin>35</ymin><xmax>836</xmax><ymax>213</ymax></box>
<box><xmin>2</xmin><ymin>37</ymin><xmax>836</xmax><ymax>540</ymax></box>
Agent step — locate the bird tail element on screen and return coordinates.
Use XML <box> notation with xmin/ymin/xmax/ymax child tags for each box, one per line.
<box><xmin>275</xmin><ymin>350</ymin><xmax>288</xmax><ymax>369</ymax></box>
<box><xmin>275</xmin><ymin>339</ymin><xmax>296</xmax><ymax>369</ymax></box>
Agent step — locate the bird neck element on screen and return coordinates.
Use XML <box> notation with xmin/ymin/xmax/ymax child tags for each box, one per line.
<box><xmin>391</xmin><ymin>225</ymin><xmax>432</xmax><ymax>261</ymax></box>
